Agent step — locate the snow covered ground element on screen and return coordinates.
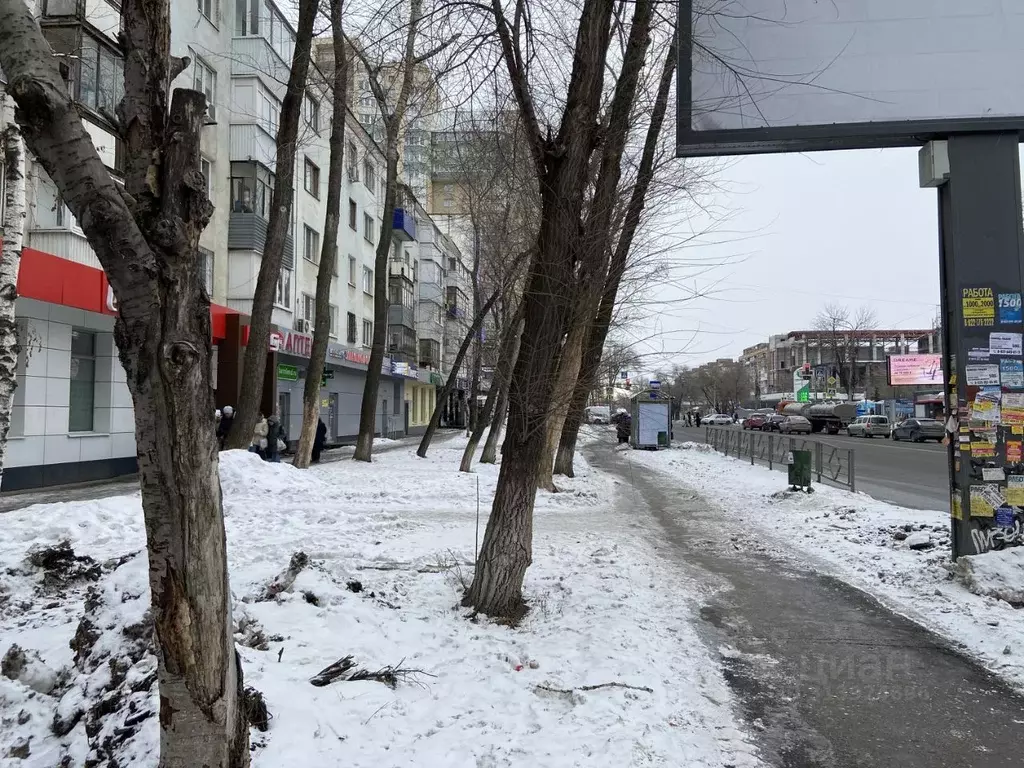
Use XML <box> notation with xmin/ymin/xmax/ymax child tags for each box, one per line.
<box><xmin>0</xmin><ymin>436</ymin><xmax>761</xmax><ymax>767</ymax></box>
<box><xmin>627</xmin><ymin>442</ymin><xmax>1024</xmax><ymax>689</ymax></box>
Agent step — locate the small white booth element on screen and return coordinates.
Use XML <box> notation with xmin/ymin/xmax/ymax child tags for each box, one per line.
<box><xmin>630</xmin><ymin>381</ymin><xmax>673</xmax><ymax>450</ymax></box>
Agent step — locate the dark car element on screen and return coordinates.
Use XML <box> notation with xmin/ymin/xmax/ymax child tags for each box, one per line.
<box><xmin>761</xmin><ymin>414</ymin><xmax>786</xmax><ymax>432</ymax></box>
<box><xmin>891</xmin><ymin>417</ymin><xmax>944</xmax><ymax>443</ymax></box>
<box><xmin>742</xmin><ymin>413</ymin><xmax>769</xmax><ymax>430</ymax></box>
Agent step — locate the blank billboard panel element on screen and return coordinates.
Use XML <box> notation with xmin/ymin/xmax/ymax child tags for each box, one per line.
<box><xmin>679</xmin><ymin>0</ymin><xmax>1024</xmax><ymax>155</ymax></box>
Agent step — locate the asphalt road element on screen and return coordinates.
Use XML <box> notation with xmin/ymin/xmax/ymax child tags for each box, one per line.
<box><xmin>589</xmin><ymin>440</ymin><xmax>1024</xmax><ymax>768</ymax></box>
<box><xmin>674</xmin><ymin>422</ymin><xmax>950</xmax><ymax>512</ymax></box>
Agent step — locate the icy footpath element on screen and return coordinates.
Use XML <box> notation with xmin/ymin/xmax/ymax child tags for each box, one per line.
<box><xmin>630</xmin><ymin>441</ymin><xmax>1024</xmax><ymax>690</ymax></box>
<box><xmin>0</xmin><ymin>438</ymin><xmax>761</xmax><ymax>767</ymax></box>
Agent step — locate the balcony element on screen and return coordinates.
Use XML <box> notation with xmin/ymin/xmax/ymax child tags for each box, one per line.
<box><xmin>388</xmin><ymin>326</ymin><xmax>417</xmax><ymax>360</ymax></box>
<box><xmin>388</xmin><ymin>304</ymin><xmax>416</xmax><ymax>330</ymax></box>
<box><xmin>230</xmin><ymin>36</ymin><xmax>291</xmax><ymax>88</ymax></box>
<box><xmin>392</xmin><ymin>208</ymin><xmax>416</xmax><ymax>242</ymax></box>
<box><xmin>228</xmin><ymin>212</ymin><xmax>294</xmax><ymax>263</ymax></box>
<box><xmin>419</xmin><ymin>339</ymin><xmax>441</xmax><ymax>369</ymax></box>
<box><xmin>230</xmin><ymin>124</ymin><xmax>276</xmax><ymax>167</ymax></box>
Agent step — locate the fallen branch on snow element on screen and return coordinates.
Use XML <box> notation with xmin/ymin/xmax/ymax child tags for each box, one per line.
<box><xmin>535</xmin><ymin>682</ymin><xmax>654</xmax><ymax>695</ymax></box>
<box><xmin>257</xmin><ymin>551</ymin><xmax>309</xmax><ymax>601</ymax></box>
<box><xmin>309</xmin><ymin>655</ymin><xmax>433</xmax><ymax>689</ymax></box>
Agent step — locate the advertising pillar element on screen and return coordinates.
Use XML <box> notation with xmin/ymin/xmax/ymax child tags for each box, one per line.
<box><xmin>928</xmin><ymin>134</ymin><xmax>1024</xmax><ymax>558</ymax></box>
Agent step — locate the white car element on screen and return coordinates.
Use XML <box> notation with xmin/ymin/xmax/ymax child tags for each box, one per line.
<box><xmin>704</xmin><ymin>414</ymin><xmax>734</xmax><ymax>426</ymax></box>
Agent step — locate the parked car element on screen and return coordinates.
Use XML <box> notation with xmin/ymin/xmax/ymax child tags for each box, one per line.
<box><xmin>704</xmin><ymin>413</ymin><xmax>734</xmax><ymax>426</ymax></box>
<box><xmin>585</xmin><ymin>405</ymin><xmax>611</xmax><ymax>424</ymax></box>
<box><xmin>778</xmin><ymin>415</ymin><xmax>812</xmax><ymax>435</ymax></box>
<box><xmin>891</xmin><ymin>417</ymin><xmax>944</xmax><ymax>442</ymax></box>
<box><xmin>742</xmin><ymin>413</ymin><xmax>769</xmax><ymax>430</ymax></box>
<box><xmin>761</xmin><ymin>414</ymin><xmax>786</xmax><ymax>432</ymax></box>
<box><xmin>847</xmin><ymin>415</ymin><xmax>891</xmax><ymax>438</ymax></box>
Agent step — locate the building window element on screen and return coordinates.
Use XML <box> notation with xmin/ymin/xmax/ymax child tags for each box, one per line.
<box><xmin>362</xmin><ymin>266</ymin><xmax>373</xmax><ymax>295</ymax></box>
<box><xmin>301</xmin><ymin>293</ymin><xmax>315</xmax><ymax>323</ymax></box>
<box><xmin>230</xmin><ymin>161</ymin><xmax>274</xmax><ymax>217</ymax></box>
<box><xmin>200</xmin><ymin>157</ymin><xmax>212</xmax><ymax>197</ymax></box>
<box><xmin>303</xmin><ymin>225</ymin><xmax>320</xmax><ymax>264</ymax></box>
<box><xmin>259</xmin><ymin>86</ymin><xmax>280</xmax><ymax>136</ymax></box>
<box><xmin>329</xmin><ymin>305</ymin><xmax>339</xmax><ymax>337</ymax></box>
<box><xmin>362</xmin><ymin>319</ymin><xmax>373</xmax><ymax>346</ymax></box>
<box><xmin>276</xmin><ymin>267</ymin><xmax>292</xmax><ymax>308</ymax></box>
<box><xmin>348</xmin><ymin>199</ymin><xmax>357</xmax><ymax>229</ymax></box>
<box><xmin>346</xmin><ymin>141</ymin><xmax>359</xmax><ymax>181</ymax></box>
<box><xmin>77</xmin><ymin>33</ymin><xmax>124</xmax><ymax>116</ymax></box>
<box><xmin>347</xmin><ymin>312</ymin><xmax>357</xmax><ymax>344</ymax></box>
<box><xmin>348</xmin><ymin>255</ymin><xmax>357</xmax><ymax>286</ymax></box>
<box><xmin>364</xmin><ymin>160</ymin><xmax>375</xmax><ymax>193</ymax></box>
<box><xmin>364</xmin><ymin>213</ymin><xmax>374</xmax><ymax>243</ymax></box>
<box><xmin>192</xmin><ymin>55</ymin><xmax>217</xmax><ymax>119</ymax></box>
<box><xmin>197</xmin><ymin>0</ymin><xmax>217</xmax><ymax>22</ymax></box>
<box><xmin>235</xmin><ymin>0</ymin><xmax>294</xmax><ymax>62</ymax></box>
<box><xmin>303</xmin><ymin>157</ymin><xmax>320</xmax><ymax>198</ymax></box>
<box><xmin>69</xmin><ymin>329</ymin><xmax>96</xmax><ymax>433</ymax></box>
<box><xmin>304</xmin><ymin>92</ymin><xmax>320</xmax><ymax>133</ymax></box>
<box><xmin>198</xmin><ymin>247</ymin><xmax>214</xmax><ymax>295</ymax></box>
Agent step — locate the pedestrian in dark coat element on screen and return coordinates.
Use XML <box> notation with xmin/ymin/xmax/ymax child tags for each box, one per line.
<box><xmin>217</xmin><ymin>405</ymin><xmax>234</xmax><ymax>450</ymax></box>
<box><xmin>312</xmin><ymin>418</ymin><xmax>327</xmax><ymax>463</ymax></box>
<box><xmin>265</xmin><ymin>414</ymin><xmax>286</xmax><ymax>462</ymax></box>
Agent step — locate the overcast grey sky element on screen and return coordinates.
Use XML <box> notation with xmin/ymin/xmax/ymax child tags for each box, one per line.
<box><xmin>631</xmin><ymin>147</ymin><xmax>944</xmax><ymax>370</ymax></box>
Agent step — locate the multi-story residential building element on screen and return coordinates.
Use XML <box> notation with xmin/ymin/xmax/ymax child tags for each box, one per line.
<box><xmin>1</xmin><ymin>0</ymin><xmax>459</xmax><ymax>487</ymax></box>
<box><xmin>738</xmin><ymin>342</ymin><xmax>769</xmax><ymax>401</ymax></box>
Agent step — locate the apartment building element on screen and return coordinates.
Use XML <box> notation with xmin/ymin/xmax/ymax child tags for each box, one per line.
<box><xmin>1</xmin><ymin>0</ymin><xmax>462</xmax><ymax>487</ymax></box>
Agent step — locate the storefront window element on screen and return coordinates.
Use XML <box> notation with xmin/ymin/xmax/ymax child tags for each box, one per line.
<box><xmin>69</xmin><ymin>329</ymin><xmax>96</xmax><ymax>432</ymax></box>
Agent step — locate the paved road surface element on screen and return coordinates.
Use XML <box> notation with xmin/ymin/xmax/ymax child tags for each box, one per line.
<box><xmin>588</xmin><ymin>438</ymin><xmax>1024</xmax><ymax>768</ymax></box>
<box><xmin>675</xmin><ymin>423</ymin><xmax>949</xmax><ymax>511</ymax></box>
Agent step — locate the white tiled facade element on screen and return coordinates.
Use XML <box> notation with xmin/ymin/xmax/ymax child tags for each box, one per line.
<box><xmin>0</xmin><ymin>0</ymin><xmax>467</xmax><ymax>488</ymax></box>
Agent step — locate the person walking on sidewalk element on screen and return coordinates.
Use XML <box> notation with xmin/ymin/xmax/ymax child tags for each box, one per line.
<box><xmin>312</xmin><ymin>418</ymin><xmax>327</xmax><ymax>463</ymax></box>
<box><xmin>266</xmin><ymin>414</ymin><xmax>286</xmax><ymax>463</ymax></box>
<box><xmin>217</xmin><ymin>405</ymin><xmax>234</xmax><ymax>450</ymax></box>
<box><xmin>251</xmin><ymin>414</ymin><xmax>269</xmax><ymax>459</ymax></box>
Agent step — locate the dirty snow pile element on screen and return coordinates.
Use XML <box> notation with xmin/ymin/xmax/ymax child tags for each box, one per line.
<box><xmin>631</xmin><ymin>443</ymin><xmax>1024</xmax><ymax>689</ymax></box>
<box><xmin>1</xmin><ymin>437</ymin><xmax>761</xmax><ymax>767</ymax></box>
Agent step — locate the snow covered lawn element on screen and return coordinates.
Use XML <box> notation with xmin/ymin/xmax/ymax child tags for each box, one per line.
<box><xmin>627</xmin><ymin>442</ymin><xmax>1024</xmax><ymax>689</ymax></box>
<box><xmin>0</xmin><ymin>437</ymin><xmax>760</xmax><ymax>767</ymax></box>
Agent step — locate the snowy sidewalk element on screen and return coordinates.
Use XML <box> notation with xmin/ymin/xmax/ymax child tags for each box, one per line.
<box><xmin>0</xmin><ymin>436</ymin><xmax>761</xmax><ymax>767</ymax></box>
<box><xmin>625</xmin><ymin>440</ymin><xmax>1024</xmax><ymax>690</ymax></box>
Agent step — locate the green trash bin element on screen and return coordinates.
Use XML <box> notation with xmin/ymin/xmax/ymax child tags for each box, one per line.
<box><xmin>788</xmin><ymin>449</ymin><xmax>812</xmax><ymax>490</ymax></box>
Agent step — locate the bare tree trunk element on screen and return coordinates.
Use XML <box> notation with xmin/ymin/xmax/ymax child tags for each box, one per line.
<box><xmin>0</xmin><ymin>1</ymin><xmax>250</xmax><ymax>763</ymax></box>
<box><xmin>480</xmin><ymin>367</ymin><xmax>511</xmax><ymax>464</ymax></box>
<box><xmin>536</xmin><ymin>318</ymin><xmax>585</xmax><ymax>491</ymax></box>
<box><xmin>555</xmin><ymin>34</ymin><xmax>676</xmax><ymax>477</ymax></box>
<box><xmin>464</xmin><ymin>0</ymin><xmax>615</xmax><ymax>618</ymax></box>
<box><xmin>353</xmin><ymin>0</ymin><xmax>422</xmax><ymax>462</ymax></box>
<box><xmin>294</xmin><ymin>0</ymin><xmax>348</xmax><ymax>469</ymax></box>
<box><xmin>538</xmin><ymin>0</ymin><xmax>653</xmax><ymax>491</ymax></box>
<box><xmin>460</xmin><ymin>300</ymin><xmax>524</xmax><ymax>472</ymax></box>
<box><xmin>417</xmin><ymin>287</ymin><xmax>499</xmax><ymax>457</ymax></box>
<box><xmin>0</xmin><ymin>93</ymin><xmax>26</xmax><ymax>488</ymax></box>
<box><xmin>226</xmin><ymin>0</ymin><xmax>317</xmax><ymax>449</ymax></box>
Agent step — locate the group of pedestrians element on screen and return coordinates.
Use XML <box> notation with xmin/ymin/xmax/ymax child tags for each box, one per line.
<box><xmin>213</xmin><ymin>406</ymin><xmax>328</xmax><ymax>463</ymax></box>
<box><xmin>682</xmin><ymin>410</ymin><xmax>702</xmax><ymax>427</ymax></box>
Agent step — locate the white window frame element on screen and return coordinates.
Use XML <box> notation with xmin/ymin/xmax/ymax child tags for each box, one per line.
<box><xmin>303</xmin><ymin>225</ymin><xmax>320</xmax><ymax>264</ymax></box>
<box><xmin>362</xmin><ymin>319</ymin><xmax>373</xmax><ymax>347</ymax></box>
<box><xmin>69</xmin><ymin>329</ymin><xmax>96</xmax><ymax>433</ymax></box>
<box><xmin>197</xmin><ymin>0</ymin><xmax>217</xmax><ymax>24</ymax></box>
<box><xmin>348</xmin><ymin>255</ymin><xmax>357</xmax><ymax>286</ymax></box>
<box><xmin>364</xmin><ymin>213</ymin><xmax>374</xmax><ymax>243</ymax></box>
<box><xmin>303</xmin><ymin>157</ymin><xmax>319</xmax><ymax>198</ymax></box>
<box><xmin>346</xmin><ymin>311</ymin><xmax>358</xmax><ymax>344</ymax></box>
<box><xmin>301</xmin><ymin>292</ymin><xmax>315</xmax><ymax>323</ymax></box>
<box><xmin>275</xmin><ymin>267</ymin><xmax>292</xmax><ymax>309</ymax></box>
<box><xmin>304</xmin><ymin>92</ymin><xmax>320</xmax><ymax>133</ymax></box>
<box><xmin>363</xmin><ymin>159</ymin><xmax>375</xmax><ymax>193</ymax></box>
<box><xmin>329</xmin><ymin>305</ymin><xmax>339</xmax><ymax>338</ymax></box>
<box><xmin>362</xmin><ymin>266</ymin><xmax>373</xmax><ymax>295</ymax></box>
<box><xmin>192</xmin><ymin>54</ymin><xmax>217</xmax><ymax>119</ymax></box>
<box><xmin>259</xmin><ymin>86</ymin><xmax>280</xmax><ymax>136</ymax></box>
<box><xmin>200</xmin><ymin>156</ymin><xmax>213</xmax><ymax>197</ymax></box>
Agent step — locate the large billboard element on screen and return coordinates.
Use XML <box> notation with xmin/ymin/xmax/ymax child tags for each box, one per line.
<box><xmin>887</xmin><ymin>354</ymin><xmax>944</xmax><ymax>387</ymax></box>
<box><xmin>677</xmin><ymin>1</ymin><xmax>1024</xmax><ymax>156</ymax></box>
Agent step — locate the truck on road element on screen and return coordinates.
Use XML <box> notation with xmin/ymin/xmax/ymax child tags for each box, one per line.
<box><xmin>778</xmin><ymin>401</ymin><xmax>856</xmax><ymax>435</ymax></box>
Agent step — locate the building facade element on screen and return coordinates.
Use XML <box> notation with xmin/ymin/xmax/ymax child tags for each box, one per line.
<box><xmin>1</xmin><ymin>0</ymin><xmax>464</xmax><ymax>488</ymax></box>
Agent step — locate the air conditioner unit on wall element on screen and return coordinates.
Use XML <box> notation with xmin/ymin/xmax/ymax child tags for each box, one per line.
<box><xmin>295</xmin><ymin>318</ymin><xmax>311</xmax><ymax>333</ymax></box>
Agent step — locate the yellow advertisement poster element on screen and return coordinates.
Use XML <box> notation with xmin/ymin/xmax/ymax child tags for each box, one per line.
<box><xmin>963</xmin><ymin>287</ymin><xmax>995</xmax><ymax>327</ymax></box>
<box><xmin>1007</xmin><ymin>476</ymin><xmax>1024</xmax><ymax>506</ymax></box>
<box><xmin>951</xmin><ymin>494</ymin><xmax>962</xmax><ymax>520</ymax></box>
<box><xmin>970</xmin><ymin>484</ymin><xmax>1001</xmax><ymax>517</ymax></box>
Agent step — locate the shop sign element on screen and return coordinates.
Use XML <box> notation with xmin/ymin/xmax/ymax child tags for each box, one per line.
<box><xmin>278</xmin><ymin>363</ymin><xmax>299</xmax><ymax>382</ymax></box>
<box><xmin>327</xmin><ymin>344</ymin><xmax>373</xmax><ymax>367</ymax></box>
<box><xmin>430</xmin><ymin>372</ymin><xmax>443</xmax><ymax>386</ymax></box>
<box><xmin>269</xmin><ymin>328</ymin><xmax>313</xmax><ymax>358</ymax></box>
